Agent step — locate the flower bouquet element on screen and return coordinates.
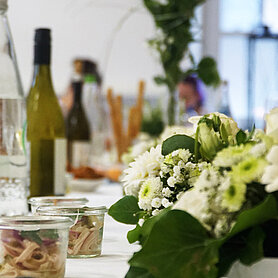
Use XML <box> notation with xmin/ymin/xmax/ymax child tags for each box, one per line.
<box><xmin>109</xmin><ymin>109</ymin><xmax>278</xmax><ymax>278</ymax></box>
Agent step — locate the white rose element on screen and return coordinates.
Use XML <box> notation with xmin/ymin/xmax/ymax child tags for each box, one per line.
<box><xmin>262</xmin><ymin>165</ymin><xmax>278</xmax><ymax>184</ymax></box>
<box><xmin>266</xmin><ymin>146</ymin><xmax>278</xmax><ymax>164</ymax></box>
<box><xmin>173</xmin><ymin>189</ymin><xmax>206</xmax><ymax>220</ymax></box>
<box><xmin>152</xmin><ymin>209</ymin><xmax>160</xmax><ymax>216</ymax></box>
<box><xmin>265</xmin><ymin>177</ymin><xmax>278</xmax><ymax>193</ymax></box>
<box><xmin>265</xmin><ymin>108</ymin><xmax>278</xmax><ymax>143</ymax></box>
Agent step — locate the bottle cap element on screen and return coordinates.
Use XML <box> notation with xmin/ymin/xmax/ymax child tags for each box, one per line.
<box><xmin>0</xmin><ymin>0</ymin><xmax>8</xmax><ymax>11</ymax></box>
<box><xmin>35</xmin><ymin>28</ymin><xmax>51</xmax><ymax>45</ymax></box>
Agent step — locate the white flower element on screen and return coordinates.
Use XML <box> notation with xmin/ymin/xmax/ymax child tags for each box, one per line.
<box><xmin>138</xmin><ymin>177</ymin><xmax>163</xmax><ymax>211</ymax></box>
<box><xmin>152</xmin><ymin>209</ymin><xmax>160</xmax><ymax>216</ymax></box>
<box><xmin>250</xmin><ymin>142</ymin><xmax>267</xmax><ymax>158</ymax></box>
<box><xmin>122</xmin><ymin>145</ymin><xmax>163</xmax><ymax>197</ymax></box>
<box><xmin>162</xmin><ymin>187</ymin><xmax>172</xmax><ymax>198</ymax></box>
<box><xmin>167</xmin><ymin>176</ymin><xmax>176</xmax><ymax>187</ymax></box>
<box><xmin>266</xmin><ymin>146</ymin><xmax>278</xmax><ymax>164</ymax></box>
<box><xmin>173</xmin><ymin>165</ymin><xmax>181</xmax><ymax>176</ymax></box>
<box><xmin>151</xmin><ymin>197</ymin><xmax>162</xmax><ymax>208</ymax></box>
<box><xmin>265</xmin><ymin>108</ymin><xmax>278</xmax><ymax>142</ymax></box>
<box><xmin>178</xmin><ymin>149</ymin><xmax>191</xmax><ymax>162</ymax></box>
<box><xmin>265</xmin><ymin>178</ymin><xmax>278</xmax><ymax>193</ymax></box>
<box><xmin>172</xmin><ymin>150</ymin><xmax>179</xmax><ymax>157</ymax></box>
<box><xmin>262</xmin><ymin>165</ymin><xmax>278</xmax><ymax>184</ymax></box>
<box><xmin>162</xmin><ymin>198</ymin><xmax>173</xmax><ymax>208</ymax></box>
<box><xmin>173</xmin><ymin>188</ymin><xmax>207</xmax><ymax>222</ymax></box>
<box><xmin>138</xmin><ymin>218</ymin><xmax>145</xmax><ymax>227</ymax></box>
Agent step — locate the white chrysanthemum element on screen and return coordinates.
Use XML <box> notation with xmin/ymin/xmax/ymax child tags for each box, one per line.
<box><xmin>162</xmin><ymin>198</ymin><xmax>173</xmax><ymax>208</ymax></box>
<box><xmin>213</xmin><ymin>144</ymin><xmax>252</xmax><ymax>168</ymax></box>
<box><xmin>266</xmin><ymin>146</ymin><xmax>278</xmax><ymax>164</ymax></box>
<box><xmin>122</xmin><ymin>145</ymin><xmax>163</xmax><ymax>197</ymax></box>
<box><xmin>250</xmin><ymin>142</ymin><xmax>267</xmax><ymax>158</ymax></box>
<box><xmin>151</xmin><ymin>197</ymin><xmax>162</xmax><ymax>208</ymax></box>
<box><xmin>162</xmin><ymin>187</ymin><xmax>172</xmax><ymax>198</ymax></box>
<box><xmin>138</xmin><ymin>177</ymin><xmax>163</xmax><ymax>211</ymax></box>
<box><xmin>152</xmin><ymin>209</ymin><xmax>160</xmax><ymax>216</ymax></box>
<box><xmin>194</xmin><ymin>168</ymin><xmax>219</xmax><ymax>192</ymax></box>
<box><xmin>167</xmin><ymin>176</ymin><xmax>176</xmax><ymax>187</ymax></box>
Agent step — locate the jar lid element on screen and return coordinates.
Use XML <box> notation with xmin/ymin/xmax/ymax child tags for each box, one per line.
<box><xmin>37</xmin><ymin>205</ymin><xmax>108</xmax><ymax>216</ymax></box>
<box><xmin>0</xmin><ymin>216</ymin><xmax>73</xmax><ymax>230</ymax></box>
<box><xmin>28</xmin><ymin>196</ymin><xmax>89</xmax><ymax>206</ymax></box>
<box><xmin>0</xmin><ymin>0</ymin><xmax>7</xmax><ymax>11</ymax></box>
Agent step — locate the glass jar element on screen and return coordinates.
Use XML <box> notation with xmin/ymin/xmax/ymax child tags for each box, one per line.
<box><xmin>37</xmin><ymin>205</ymin><xmax>107</xmax><ymax>258</ymax></box>
<box><xmin>0</xmin><ymin>216</ymin><xmax>72</xmax><ymax>278</ymax></box>
<box><xmin>28</xmin><ymin>196</ymin><xmax>89</xmax><ymax>213</ymax></box>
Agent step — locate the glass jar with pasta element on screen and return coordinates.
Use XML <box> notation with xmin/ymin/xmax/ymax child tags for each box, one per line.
<box><xmin>36</xmin><ymin>206</ymin><xmax>107</xmax><ymax>258</ymax></box>
<box><xmin>0</xmin><ymin>216</ymin><xmax>72</xmax><ymax>278</ymax></box>
<box><xmin>28</xmin><ymin>196</ymin><xmax>89</xmax><ymax>214</ymax></box>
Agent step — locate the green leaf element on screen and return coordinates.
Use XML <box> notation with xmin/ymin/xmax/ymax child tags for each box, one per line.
<box><xmin>108</xmin><ymin>196</ymin><xmax>142</xmax><ymax>224</ymax></box>
<box><xmin>236</xmin><ymin>130</ymin><xmax>247</xmax><ymax>145</ymax></box>
<box><xmin>129</xmin><ymin>210</ymin><xmax>219</xmax><ymax>278</ymax></box>
<box><xmin>228</xmin><ymin>195</ymin><xmax>278</xmax><ymax>238</ymax></box>
<box><xmin>125</xmin><ymin>266</ymin><xmax>154</xmax><ymax>278</ymax></box>
<box><xmin>127</xmin><ymin>225</ymin><xmax>142</xmax><ymax>244</ymax></box>
<box><xmin>240</xmin><ymin>226</ymin><xmax>265</xmax><ymax>265</ymax></box>
<box><xmin>162</xmin><ymin>134</ymin><xmax>196</xmax><ymax>156</ymax></box>
<box><xmin>21</xmin><ymin>231</ymin><xmax>42</xmax><ymax>245</ymax></box>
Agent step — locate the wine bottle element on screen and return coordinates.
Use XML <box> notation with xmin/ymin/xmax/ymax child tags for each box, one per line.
<box><xmin>66</xmin><ymin>81</ymin><xmax>91</xmax><ymax>169</ymax></box>
<box><xmin>27</xmin><ymin>28</ymin><xmax>66</xmax><ymax>197</ymax></box>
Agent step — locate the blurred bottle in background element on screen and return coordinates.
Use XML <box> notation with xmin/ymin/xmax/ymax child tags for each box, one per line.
<box><xmin>66</xmin><ymin>81</ymin><xmax>91</xmax><ymax>169</ymax></box>
<box><xmin>0</xmin><ymin>0</ymin><xmax>28</xmax><ymax>215</ymax></box>
<box><xmin>27</xmin><ymin>28</ymin><xmax>66</xmax><ymax>197</ymax></box>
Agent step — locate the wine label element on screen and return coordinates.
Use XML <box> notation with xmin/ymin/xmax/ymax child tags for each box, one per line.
<box><xmin>72</xmin><ymin>141</ymin><xmax>91</xmax><ymax>168</ymax></box>
<box><xmin>0</xmin><ymin>155</ymin><xmax>27</xmax><ymax>178</ymax></box>
<box><xmin>54</xmin><ymin>139</ymin><xmax>66</xmax><ymax>195</ymax></box>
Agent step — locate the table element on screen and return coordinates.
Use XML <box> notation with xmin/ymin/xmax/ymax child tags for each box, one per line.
<box><xmin>65</xmin><ymin>183</ymin><xmax>139</xmax><ymax>278</ymax></box>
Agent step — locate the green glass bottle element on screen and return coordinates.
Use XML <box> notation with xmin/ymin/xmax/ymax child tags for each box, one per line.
<box><xmin>27</xmin><ymin>28</ymin><xmax>66</xmax><ymax>197</ymax></box>
<box><xmin>66</xmin><ymin>81</ymin><xmax>91</xmax><ymax>169</ymax></box>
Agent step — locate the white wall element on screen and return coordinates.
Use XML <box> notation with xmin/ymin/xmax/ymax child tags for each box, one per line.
<box><xmin>8</xmin><ymin>0</ymin><xmax>165</xmax><ymax>97</ymax></box>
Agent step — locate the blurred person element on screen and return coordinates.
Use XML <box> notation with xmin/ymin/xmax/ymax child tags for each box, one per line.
<box><xmin>178</xmin><ymin>75</ymin><xmax>206</xmax><ymax>116</ymax></box>
<box><xmin>60</xmin><ymin>58</ymin><xmax>102</xmax><ymax>116</ymax></box>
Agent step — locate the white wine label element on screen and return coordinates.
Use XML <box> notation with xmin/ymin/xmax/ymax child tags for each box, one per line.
<box><xmin>0</xmin><ymin>155</ymin><xmax>27</xmax><ymax>178</ymax></box>
<box><xmin>72</xmin><ymin>141</ymin><xmax>91</xmax><ymax>168</ymax></box>
<box><xmin>54</xmin><ymin>139</ymin><xmax>66</xmax><ymax>195</ymax></box>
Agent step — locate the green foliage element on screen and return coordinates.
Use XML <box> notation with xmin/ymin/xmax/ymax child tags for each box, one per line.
<box><xmin>127</xmin><ymin>195</ymin><xmax>278</xmax><ymax>278</ymax></box>
<box><xmin>126</xmin><ymin>266</ymin><xmax>154</xmax><ymax>278</ymax></box>
<box><xmin>108</xmin><ymin>196</ymin><xmax>143</xmax><ymax>224</ymax></box>
<box><xmin>21</xmin><ymin>230</ymin><xmax>42</xmax><ymax>245</ymax></box>
<box><xmin>144</xmin><ymin>0</ymin><xmax>221</xmax><ymax>124</ymax></box>
<box><xmin>161</xmin><ymin>134</ymin><xmax>197</xmax><ymax>156</ymax></box>
<box><xmin>141</xmin><ymin>103</ymin><xmax>165</xmax><ymax>137</ymax></box>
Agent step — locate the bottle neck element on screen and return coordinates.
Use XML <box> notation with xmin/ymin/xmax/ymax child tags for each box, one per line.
<box><xmin>73</xmin><ymin>90</ymin><xmax>82</xmax><ymax>104</ymax></box>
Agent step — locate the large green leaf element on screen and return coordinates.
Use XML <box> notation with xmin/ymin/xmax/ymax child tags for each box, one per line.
<box><xmin>228</xmin><ymin>195</ymin><xmax>278</xmax><ymax>238</ymax></box>
<box><xmin>108</xmin><ymin>196</ymin><xmax>142</xmax><ymax>224</ymax></box>
<box><xmin>125</xmin><ymin>266</ymin><xmax>154</xmax><ymax>278</ymax></box>
<box><xmin>162</xmin><ymin>134</ymin><xmax>196</xmax><ymax>156</ymax></box>
<box><xmin>129</xmin><ymin>210</ymin><xmax>219</xmax><ymax>278</ymax></box>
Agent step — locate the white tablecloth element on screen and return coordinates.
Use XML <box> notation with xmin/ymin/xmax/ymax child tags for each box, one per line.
<box><xmin>65</xmin><ymin>183</ymin><xmax>139</xmax><ymax>278</ymax></box>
